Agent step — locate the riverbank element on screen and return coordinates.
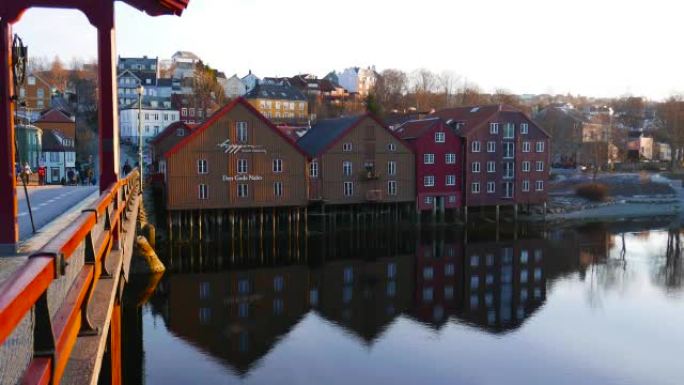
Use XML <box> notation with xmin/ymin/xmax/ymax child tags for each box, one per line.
<box><xmin>532</xmin><ymin>172</ymin><xmax>684</xmax><ymax>224</ymax></box>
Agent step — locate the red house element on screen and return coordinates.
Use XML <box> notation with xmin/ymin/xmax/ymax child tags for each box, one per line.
<box><xmin>432</xmin><ymin>105</ymin><xmax>550</xmax><ymax>211</ymax></box>
<box><xmin>396</xmin><ymin>117</ymin><xmax>463</xmax><ymax>213</ymax></box>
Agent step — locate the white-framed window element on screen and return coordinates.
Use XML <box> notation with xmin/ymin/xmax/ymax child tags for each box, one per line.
<box><xmin>424</xmin><ymin>153</ymin><xmax>435</xmax><ymax>164</ymax></box>
<box><xmin>237</xmin><ymin>159</ymin><xmax>248</xmax><ymax>174</ymax></box>
<box><xmin>472</xmin><ymin>162</ymin><xmax>481</xmax><ymax>173</ymax></box>
<box><xmin>343</xmin><ymin>142</ymin><xmax>353</xmax><ymax>152</ymax></box>
<box><xmin>236</xmin><ymin>121</ymin><xmax>248</xmax><ymax>143</ymax></box>
<box><xmin>503</xmin><ymin>123</ymin><xmax>515</xmax><ymax>139</ymax></box>
<box><xmin>274</xmin><ymin>181</ymin><xmax>283</xmax><ymax>197</ymax></box>
<box><xmin>425</xmin><ymin>196</ymin><xmax>434</xmax><ymax>205</ymax></box>
<box><xmin>522</xmin><ymin>180</ymin><xmax>530</xmax><ymax>191</ymax></box>
<box><xmin>189</xmin><ymin>108</ymin><xmax>195</xmax><ymax>117</ymax></box>
<box><xmin>343</xmin><ymin>181</ymin><xmax>353</xmax><ymax>196</ymax></box>
<box><xmin>435</xmin><ymin>132</ymin><xmax>446</xmax><ymax>143</ymax></box>
<box><xmin>521</xmin><ymin>123</ymin><xmax>529</xmax><ymax>134</ymax></box>
<box><xmin>197</xmin><ymin>159</ymin><xmax>208</xmax><ymax>174</ymax></box>
<box><xmin>387</xmin><ymin>143</ymin><xmax>396</xmax><ymax>151</ymax></box>
<box><xmin>238</xmin><ymin>183</ymin><xmax>248</xmax><ymax>198</ymax></box>
<box><xmin>522</xmin><ymin>141</ymin><xmax>531</xmax><ymax>152</ymax></box>
<box><xmin>446</xmin><ymin>175</ymin><xmax>456</xmax><ymax>186</ymax></box>
<box><xmin>487</xmin><ymin>141</ymin><xmax>496</xmax><ymax>152</ymax></box>
<box><xmin>310</xmin><ymin>160</ymin><xmax>319</xmax><ymax>178</ymax></box>
<box><xmin>471</xmin><ymin>182</ymin><xmax>481</xmax><ymax>194</ymax></box>
<box><xmin>503</xmin><ymin>142</ymin><xmax>515</xmax><ymax>159</ymax></box>
<box><xmin>449</xmin><ymin>195</ymin><xmax>457</xmax><ymax>203</ymax></box>
<box><xmin>536</xmin><ymin>180</ymin><xmax>544</xmax><ymax>191</ymax></box>
<box><xmin>487</xmin><ymin>161</ymin><xmax>496</xmax><ymax>173</ymax></box>
<box><xmin>471</xmin><ymin>141</ymin><xmax>481</xmax><ymax>152</ymax></box>
<box><xmin>424</xmin><ymin>175</ymin><xmax>435</xmax><ymax>187</ymax></box>
<box><xmin>273</xmin><ymin>159</ymin><xmax>283</xmax><ymax>173</ymax></box>
<box><xmin>504</xmin><ymin>181</ymin><xmax>514</xmax><ymax>198</ymax></box>
<box><xmin>503</xmin><ymin>162</ymin><xmax>515</xmax><ymax>179</ymax></box>
<box><xmin>181</xmin><ymin>108</ymin><xmax>187</xmax><ymax>117</ymax></box>
<box><xmin>198</xmin><ymin>184</ymin><xmax>208</xmax><ymax>199</ymax></box>
<box><xmin>536</xmin><ymin>161</ymin><xmax>544</xmax><ymax>172</ymax></box>
<box><xmin>487</xmin><ymin>181</ymin><xmax>495</xmax><ymax>193</ymax></box>
<box><xmin>176</xmin><ymin>128</ymin><xmax>185</xmax><ymax>136</ymax></box>
<box><xmin>387</xmin><ymin>161</ymin><xmax>396</xmax><ymax>176</ymax></box>
<box><xmin>536</xmin><ymin>141</ymin><xmax>545</xmax><ymax>152</ymax></box>
<box><xmin>522</xmin><ymin>161</ymin><xmax>531</xmax><ymax>172</ymax></box>
<box><xmin>343</xmin><ymin>161</ymin><xmax>352</xmax><ymax>176</ymax></box>
<box><xmin>489</xmin><ymin>122</ymin><xmax>499</xmax><ymax>134</ymax></box>
<box><xmin>445</xmin><ymin>153</ymin><xmax>456</xmax><ymax>164</ymax></box>
<box><xmin>387</xmin><ymin>180</ymin><xmax>397</xmax><ymax>196</ymax></box>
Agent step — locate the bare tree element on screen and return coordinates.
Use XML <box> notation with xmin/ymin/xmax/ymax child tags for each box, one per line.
<box><xmin>48</xmin><ymin>55</ymin><xmax>67</xmax><ymax>91</ymax></box>
<box><xmin>374</xmin><ymin>69</ymin><xmax>408</xmax><ymax>113</ymax></box>
<box><xmin>28</xmin><ymin>55</ymin><xmax>50</xmax><ymax>73</ymax></box>
<box><xmin>411</xmin><ymin>68</ymin><xmax>437</xmax><ymax>111</ymax></box>
<box><xmin>437</xmin><ymin>70</ymin><xmax>460</xmax><ymax>108</ymax></box>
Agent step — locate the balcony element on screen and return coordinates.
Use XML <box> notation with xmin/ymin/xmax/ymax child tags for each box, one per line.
<box><xmin>366</xmin><ymin>189</ymin><xmax>383</xmax><ymax>202</ymax></box>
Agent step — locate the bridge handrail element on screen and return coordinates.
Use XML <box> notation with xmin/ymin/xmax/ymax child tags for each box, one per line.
<box><xmin>0</xmin><ymin>168</ymin><xmax>140</xmax><ymax>384</ymax></box>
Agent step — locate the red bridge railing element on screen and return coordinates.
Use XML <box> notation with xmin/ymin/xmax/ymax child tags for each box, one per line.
<box><xmin>0</xmin><ymin>169</ymin><xmax>140</xmax><ymax>385</ymax></box>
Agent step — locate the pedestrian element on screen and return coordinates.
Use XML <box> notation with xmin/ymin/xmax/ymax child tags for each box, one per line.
<box><xmin>22</xmin><ymin>162</ymin><xmax>32</xmax><ymax>185</ymax></box>
<box><xmin>87</xmin><ymin>168</ymin><xmax>95</xmax><ymax>186</ymax></box>
<box><xmin>74</xmin><ymin>170</ymin><xmax>80</xmax><ymax>186</ymax></box>
<box><xmin>67</xmin><ymin>169</ymin><xmax>74</xmax><ymax>185</ymax></box>
<box><xmin>38</xmin><ymin>166</ymin><xmax>45</xmax><ymax>185</ymax></box>
<box><xmin>123</xmin><ymin>160</ymin><xmax>131</xmax><ymax>175</ymax></box>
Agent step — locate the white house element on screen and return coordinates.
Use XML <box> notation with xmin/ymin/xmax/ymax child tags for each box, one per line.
<box><xmin>220</xmin><ymin>74</ymin><xmax>247</xmax><ymax>99</ymax></box>
<box><xmin>241</xmin><ymin>70</ymin><xmax>260</xmax><ymax>93</ymax></box>
<box><xmin>41</xmin><ymin>129</ymin><xmax>76</xmax><ymax>184</ymax></box>
<box><xmin>336</xmin><ymin>66</ymin><xmax>377</xmax><ymax>97</ymax></box>
<box><xmin>119</xmin><ymin>105</ymin><xmax>180</xmax><ymax>141</ymax></box>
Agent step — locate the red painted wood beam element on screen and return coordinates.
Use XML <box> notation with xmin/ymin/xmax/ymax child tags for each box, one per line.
<box><xmin>0</xmin><ymin>20</ymin><xmax>18</xmax><ymax>250</ymax></box>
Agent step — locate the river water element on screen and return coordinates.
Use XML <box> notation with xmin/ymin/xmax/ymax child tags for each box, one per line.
<box><xmin>121</xmin><ymin>219</ymin><xmax>684</xmax><ymax>385</ymax></box>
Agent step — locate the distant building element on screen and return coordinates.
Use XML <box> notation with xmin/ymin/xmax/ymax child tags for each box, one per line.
<box><xmin>655</xmin><ymin>142</ymin><xmax>672</xmax><ymax>162</ymax></box>
<box><xmin>171</xmin><ymin>94</ymin><xmax>217</xmax><ymax>124</ymax></box>
<box><xmin>18</xmin><ymin>72</ymin><xmax>51</xmax><ymax>111</ymax></box>
<box><xmin>117</xmin><ymin>70</ymin><xmax>159</xmax><ymax>107</ymax></box>
<box><xmin>150</xmin><ymin>121</ymin><xmax>195</xmax><ymax>168</ymax></box>
<box><xmin>336</xmin><ymin>66</ymin><xmax>377</xmax><ymax>97</ymax></box>
<box><xmin>244</xmin><ymin>82</ymin><xmax>308</xmax><ymax>124</ymax></box>
<box><xmin>41</xmin><ymin>129</ymin><xmax>76</xmax><ymax>184</ymax></box>
<box><xmin>119</xmin><ymin>103</ymin><xmax>180</xmax><ymax>140</ymax></box>
<box><xmin>626</xmin><ymin>135</ymin><xmax>654</xmax><ymax>161</ymax></box>
<box><xmin>15</xmin><ymin>124</ymin><xmax>42</xmax><ymax>170</ymax></box>
<box><xmin>241</xmin><ymin>70</ymin><xmax>260</xmax><ymax>93</ymax></box>
<box><xmin>171</xmin><ymin>51</ymin><xmax>200</xmax><ymax>80</ymax></box>
<box><xmin>220</xmin><ymin>74</ymin><xmax>247</xmax><ymax>99</ymax></box>
<box><xmin>33</xmin><ymin>108</ymin><xmax>76</xmax><ymax>140</ymax></box>
<box><xmin>117</xmin><ymin>56</ymin><xmax>159</xmax><ymax>77</ymax></box>
<box><xmin>297</xmin><ymin>115</ymin><xmax>415</xmax><ymax>205</ymax></box>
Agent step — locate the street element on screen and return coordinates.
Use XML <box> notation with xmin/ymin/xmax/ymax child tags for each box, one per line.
<box><xmin>17</xmin><ymin>185</ymin><xmax>98</xmax><ymax>240</ymax></box>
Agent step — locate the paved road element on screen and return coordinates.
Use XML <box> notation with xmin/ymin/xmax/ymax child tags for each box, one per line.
<box><xmin>16</xmin><ymin>185</ymin><xmax>98</xmax><ymax>240</ymax></box>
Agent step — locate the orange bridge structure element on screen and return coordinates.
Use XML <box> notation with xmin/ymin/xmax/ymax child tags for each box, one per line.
<box><xmin>0</xmin><ymin>0</ymin><xmax>188</xmax><ymax>384</ymax></box>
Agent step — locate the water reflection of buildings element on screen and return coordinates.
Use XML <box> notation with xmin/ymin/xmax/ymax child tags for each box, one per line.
<box><xmin>151</xmin><ymin>225</ymin><xmax>614</xmax><ymax>376</ymax></box>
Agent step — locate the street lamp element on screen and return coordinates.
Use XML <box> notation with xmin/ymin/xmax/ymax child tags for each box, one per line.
<box><xmin>137</xmin><ymin>83</ymin><xmax>144</xmax><ymax>192</ymax></box>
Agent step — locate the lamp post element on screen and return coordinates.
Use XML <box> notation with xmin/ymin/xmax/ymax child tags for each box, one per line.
<box><xmin>137</xmin><ymin>83</ymin><xmax>144</xmax><ymax>192</ymax></box>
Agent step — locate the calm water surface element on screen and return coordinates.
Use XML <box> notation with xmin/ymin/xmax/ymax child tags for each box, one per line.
<box><xmin>122</xmin><ymin>221</ymin><xmax>684</xmax><ymax>385</ymax></box>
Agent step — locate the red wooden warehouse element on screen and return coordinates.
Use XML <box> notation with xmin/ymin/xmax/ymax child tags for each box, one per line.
<box><xmin>396</xmin><ymin>117</ymin><xmax>463</xmax><ymax>215</ymax></box>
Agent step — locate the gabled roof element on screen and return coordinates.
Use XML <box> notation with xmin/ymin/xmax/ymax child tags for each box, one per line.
<box><xmin>297</xmin><ymin>116</ymin><xmax>361</xmax><ymax>157</ymax></box>
<box><xmin>35</xmin><ymin>108</ymin><xmax>74</xmax><ymax>124</ymax></box>
<box><xmin>150</xmin><ymin>121</ymin><xmax>194</xmax><ymax>145</ymax></box>
<box><xmin>42</xmin><ymin>129</ymin><xmax>74</xmax><ymax>152</ymax></box>
<box><xmin>431</xmin><ymin>104</ymin><xmax>549</xmax><ymax>137</ymax></box>
<box><xmin>297</xmin><ymin>114</ymin><xmax>408</xmax><ymax>158</ymax></box>
<box><xmin>164</xmin><ymin>97</ymin><xmax>309</xmax><ymax>159</ymax></box>
<box><xmin>395</xmin><ymin>117</ymin><xmax>442</xmax><ymax>140</ymax></box>
<box><xmin>244</xmin><ymin>83</ymin><xmax>306</xmax><ymax>101</ymax></box>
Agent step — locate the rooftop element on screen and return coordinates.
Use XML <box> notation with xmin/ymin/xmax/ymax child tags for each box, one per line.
<box><xmin>297</xmin><ymin>116</ymin><xmax>363</xmax><ymax>157</ymax></box>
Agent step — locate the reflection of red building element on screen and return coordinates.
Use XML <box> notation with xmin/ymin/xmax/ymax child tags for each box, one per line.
<box><xmin>396</xmin><ymin>118</ymin><xmax>463</xmax><ymax>212</ymax></box>
<box><xmin>460</xmin><ymin>240</ymin><xmax>546</xmax><ymax>332</ymax></box>
<box><xmin>411</xmin><ymin>238</ymin><xmax>464</xmax><ymax>326</ymax></box>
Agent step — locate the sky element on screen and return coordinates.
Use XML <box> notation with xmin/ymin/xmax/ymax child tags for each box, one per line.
<box><xmin>11</xmin><ymin>0</ymin><xmax>684</xmax><ymax>100</ymax></box>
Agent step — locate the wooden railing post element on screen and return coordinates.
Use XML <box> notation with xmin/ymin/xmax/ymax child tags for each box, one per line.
<box><xmin>0</xmin><ymin>19</ymin><xmax>18</xmax><ymax>253</ymax></box>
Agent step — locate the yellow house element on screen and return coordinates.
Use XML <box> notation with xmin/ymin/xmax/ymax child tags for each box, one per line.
<box><xmin>245</xmin><ymin>82</ymin><xmax>308</xmax><ymax>124</ymax></box>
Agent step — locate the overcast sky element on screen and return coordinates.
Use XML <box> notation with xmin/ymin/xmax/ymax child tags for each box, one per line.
<box><xmin>12</xmin><ymin>0</ymin><xmax>684</xmax><ymax>100</ymax></box>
